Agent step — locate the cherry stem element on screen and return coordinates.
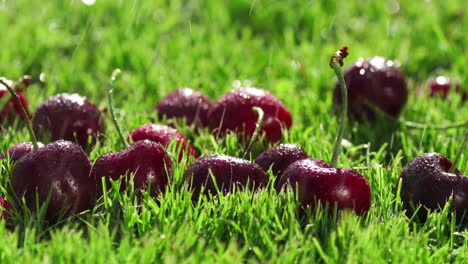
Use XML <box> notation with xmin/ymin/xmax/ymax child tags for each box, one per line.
<box><xmin>0</xmin><ymin>78</ymin><xmax>39</xmax><ymax>150</ymax></box>
<box><xmin>107</xmin><ymin>69</ymin><xmax>129</xmax><ymax>148</ymax></box>
<box><xmin>365</xmin><ymin>100</ymin><xmax>468</xmax><ymax>130</ymax></box>
<box><xmin>330</xmin><ymin>61</ymin><xmax>348</xmax><ymax>167</ymax></box>
<box><xmin>243</xmin><ymin>106</ymin><xmax>264</xmax><ymax>159</ymax></box>
<box><xmin>449</xmin><ymin>128</ymin><xmax>468</xmax><ymax>173</ymax></box>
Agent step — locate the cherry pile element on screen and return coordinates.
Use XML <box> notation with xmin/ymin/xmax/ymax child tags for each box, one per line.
<box><xmin>0</xmin><ymin>47</ymin><xmax>467</xmax><ymax>225</ymax></box>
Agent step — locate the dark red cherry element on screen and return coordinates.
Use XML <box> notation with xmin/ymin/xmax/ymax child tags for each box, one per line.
<box><xmin>0</xmin><ymin>197</ymin><xmax>9</xmax><ymax>220</ymax></box>
<box><xmin>208</xmin><ymin>87</ymin><xmax>292</xmax><ymax>142</ymax></box>
<box><xmin>0</xmin><ymin>79</ymin><xmax>29</xmax><ymax>125</ymax></box>
<box><xmin>1</xmin><ymin>142</ymin><xmax>44</xmax><ymax>163</ymax></box>
<box><xmin>278</xmin><ymin>158</ymin><xmax>371</xmax><ymax>215</ymax></box>
<box><xmin>130</xmin><ymin>124</ymin><xmax>198</xmax><ymax>160</ymax></box>
<box><xmin>10</xmin><ymin>140</ymin><xmax>95</xmax><ymax>221</ymax></box>
<box><xmin>333</xmin><ymin>57</ymin><xmax>408</xmax><ymax>120</ymax></box>
<box><xmin>32</xmin><ymin>93</ymin><xmax>104</xmax><ymax>150</ymax></box>
<box><xmin>156</xmin><ymin>88</ymin><xmax>212</xmax><ymax>127</ymax></box>
<box><xmin>417</xmin><ymin>76</ymin><xmax>467</xmax><ymax>101</ymax></box>
<box><xmin>184</xmin><ymin>154</ymin><xmax>268</xmax><ymax>199</ymax></box>
<box><xmin>255</xmin><ymin>144</ymin><xmax>308</xmax><ymax>177</ymax></box>
<box><xmin>91</xmin><ymin>140</ymin><xmax>173</xmax><ymax>196</ymax></box>
<box><xmin>400</xmin><ymin>153</ymin><xmax>468</xmax><ymax>217</ymax></box>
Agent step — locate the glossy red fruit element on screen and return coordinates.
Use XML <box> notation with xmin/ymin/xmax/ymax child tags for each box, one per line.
<box><xmin>130</xmin><ymin>124</ymin><xmax>198</xmax><ymax>159</ymax></box>
<box><xmin>400</xmin><ymin>153</ymin><xmax>468</xmax><ymax>217</ymax></box>
<box><xmin>278</xmin><ymin>158</ymin><xmax>371</xmax><ymax>215</ymax></box>
<box><xmin>1</xmin><ymin>142</ymin><xmax>44</xmax><ymax>163</ymax></box>
<box><xmin>10</xmin><ymin>140</ymin><xmax>95</xmax><ymax>220</ymax></box>
<box><xmin>208</xmin><ymin>87</ymin><xmax>292</xmax><ymax>142</ymax></box>
<box><xmin>333</xmin><ymin>57</ymin><xmax>408</xmax><ymax>120</ymax></box>
<box><xmin>91</xmin><ymin>140</ymin><xmax>173</xmax><ymax>196</ymax></box>
<box><xmin>255</xmin><ymin>144</ymin><xmax>308</xmax><ymax>177</ymax></box>
<box><xmin>0</xmin><ymin>79</ymin><xmax>29</xmax><ymax>125</ymax></box>
<box><xmin>156</xmin><ymin>88</ymin><xmax>212</xmax><ymax>127</ymax></box>
<box><xmin>32</xmin><ymin>93</ymin><xmax>104</xmax><ymax>150</ymax></box>
<box><xmin>184</xmin><ymin>154</ymin><xmax>268</xmax><ymax>199</ymax></box>
<box><xmin>417</xmin><ymin>76</ymin><xmax>467</xmax><ymax>101</ymax></box>
<box><xmin>0</xmin><ymin>197</ymin><xmax>9</xmax><ymax>220</ymax></box>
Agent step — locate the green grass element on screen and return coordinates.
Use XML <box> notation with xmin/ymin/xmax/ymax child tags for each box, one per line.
<box><xmin>1</xmin><ymin>0</ymin><xmax>468</xmax><ymax>262</ymax></box>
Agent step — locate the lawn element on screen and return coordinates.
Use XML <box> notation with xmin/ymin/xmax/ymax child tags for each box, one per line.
<box><xmin>0</xmin><ymin>0</ymin><xmax>467</xmax><ymax>263</ymax></box>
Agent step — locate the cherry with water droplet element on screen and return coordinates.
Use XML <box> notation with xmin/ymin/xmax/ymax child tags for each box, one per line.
<box><xmin>208</xmin><ymin>87</ymin><xmax>292</xmax><ymax>142</ymax></box>
<box><xmin>156</xmin><ymin>88</ymin><xmax>212</xmax><ymax>127</ymax></box>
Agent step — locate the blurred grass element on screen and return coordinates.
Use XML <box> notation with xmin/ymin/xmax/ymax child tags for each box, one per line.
<box><xmin>0</xmin><ymin>0</ymin><xmax>467</xmax><ymax>263</ymax></box>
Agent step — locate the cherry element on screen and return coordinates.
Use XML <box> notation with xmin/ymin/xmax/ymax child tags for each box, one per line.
<box><xmin>156</xmin><ymin>88</ymin><xmax>212</xmax><ymax>127</ymax></box>
<box><xmin>130</xmin><ymin>124</ymin><xmax>198</xmax><ymax>160</ymax></box>
<box><xmin>91</xmin><ymin>140</ymin><xmax>173</xmax><ymax>196</ymax></box>
<box><xmin>184</xmin><ymin>154</ymin><xmax>267</xmax><ymax>199</ymax></box>
<box><xmin>11</xmin><ymin>140</ymin><xmax>95</xmax><ymax>220</ymax></box>
<box><xmin>400</xmin><ymin>153</ymin><xmax>467</xmax><ymax>218</ymax></box>
<box><xmin>1</xmin><ymin>79</ymin><xmax>95</xmax><ymax>222</ymax></box>
<box><xmin>0</xmin><ymin>76</ymin><xmax>30</xmax><ymax>125</ymax></box>
<box><xmin>91</xmin><ymin>70</ymin><xmax>173</xmax><ymax>196</ymax></box>
<box><xmin>32</xmin><ymin>93</ymin><xmax>104</xmax><ymax>150</ymax></box>
<box><xmin>278</xmin><ymin>47</ymin><xmax>371</xmax><ymax>214</ymax></box>
<box><xmin>208</xmin><ymin>87</ymin><xmax>292</xmax><ymax>142</ymax></box>
<box><xmin>333</xmin><ymin>56</ymin><xmax>408</xmax><ymax>120</ymax></box>
<box><xmin>0</xmin><ymin>197</ymin><xmax>9</xmax><ymax>220</ymax></box>
<box><xmin>255</xmin><ymin>144</ymin><xmax>308</xmax><ymax>177</ymax></box>
<box><xmin>417</xmin><ymin>76</ymin><xmax>467</xmax><ymax>101</ymax></box>
<box><xmin>1</xmin><ymin>142</ymin><xmax>44</xmax><ymax>163</ymax></box>
<box><xmin>278</xmin><ymin>158</ymin><xmax>371</xmax><ymax>214</ymax></box>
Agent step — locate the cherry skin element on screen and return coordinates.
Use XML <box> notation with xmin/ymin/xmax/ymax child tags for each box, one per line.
<box><xmin>130</xmin><ymin>124</ymin><xmax>198</xmax><ymax>160</ymax></box>
<box><xmin>184</xmin><ymin>154</ymin><xmax>268</xmax><ymax>199</ymax></box>
<box><xmin>1</xmin><ymin>142</ymin><xmax>44</xmax><ymax>163</ymax></box>
<box><xmin>10</xmin><ymin>140</ymin><xmax>96</xmax><ymax>221</ymax></box>
<box><xmin>400</xmin><ymin>153</ymin><xmax>468</xmax><ymax>218</ymax></box>
<box><xmin>0</xmin><ymin>79</ymin><xmax>29</xmax><ymax>125</ymax></box>
<box><xmin>255</xmin><ymin>144</ymin><xmax>308</xmax><ymax>177</ymax></box>
<box><xmin>208</xmin><ymin>87</ymin><xmax>292</xmax><ymax>142</ymax></box>
<box><xmin>333</xmin><ymin>57</ymin><xmax>408</xmax><ymax>120</ymax></box>
<box><xmin>156</xmin><ymin>88</ymin><xmax>212</xmax><ymax>127</ymax></box>
<box><xmin>32</xmin><ymin>93</ymin><xmax>104</xmax><ymax>150</ymax></box>
<box><xmin>91</xmin><ymin>140</ymin><xmax>173</xmax><ymax>196</ymax></box>
<box><xmin>277</xmin><ymin>158</ymin><xmax>371</xmax><ymax>215</ymax></box>
<box><xmin>0</xmin><ymin>197</ymin><xmax>9</xmax><ymax>220</ymax></box>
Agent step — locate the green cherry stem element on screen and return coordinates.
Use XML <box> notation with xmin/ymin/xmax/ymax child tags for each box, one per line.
<box><xmin>330</xmin><ymin>47</ymin><xmax>349</xmax><ymax>168</ymax></box>
<box><xmin>0</xmin><ymin>78</ymin><xmax>39</xmax><ymax>150</ymax></box>
<box><xmin>449</xmin><ymin>128</ymin><xmax>468</xmax><ymax>173</ymax></box>
<box><xmin>243</xmin><ymin>106</ymin><xmax>264</xmax><ymax>159</ymax></box>
<box><xmin>365</xmin><ymin>100</ymin><xmax>468</xmax><ymax>130</ymax></box>
<box><xmin>107</xmin><ymin>69</ymin><xmax>129</xmax><ymax>148</ymax></box>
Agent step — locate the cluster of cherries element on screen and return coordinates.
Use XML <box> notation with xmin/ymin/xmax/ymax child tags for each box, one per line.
<box><xmin>0</xmin><ymin>48</ymin><xmax>467</xmax><ymax>224</ymax></box>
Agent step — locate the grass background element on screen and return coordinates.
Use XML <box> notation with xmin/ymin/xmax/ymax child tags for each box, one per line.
<box><xmin>0</xmin><ymin>0</ymin><xmax>467</xmax><ymax>263</ymax></box>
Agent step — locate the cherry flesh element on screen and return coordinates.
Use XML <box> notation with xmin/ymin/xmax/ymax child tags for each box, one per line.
<box><xmin>32</xmin><ymin>93</ymin><xmax>104</xmax><ymax>150</ymax></box>
<box><xmin>91</xmin><ymin>140</ymin><xmax>173</xmax><ymax>196</ymax></box>
<box><xmin>130</xmin><ymin>124</ymin><xmax>198</xmax><ymax>160</ymax></box>
<box><xmin>184</xmin><ymin>154</ymin><xmax>268</xmax><ymax>199</ymax></box>
<box><xmin>333</xmin><ymin>57</ymin><xmax>408</xmax><ymax>120</ymax></box>
<box><xmin>156</xmin><ymin>88</ymin><xmax>212</xmax><ymax>127</ymax></box>
<box><xmin>208</xmin><ymin>87</ymin><xmax>292</xmax><ymax>142</ymax></box>
<box><xmin>277</xmin><ymin>158</ymin><xmax>371</xmax><ymax>215</ymax></box>
<box><xmin>10</xmin><ymin>140</ymin><xmax>96</xmax><ymax>221</ymax></box>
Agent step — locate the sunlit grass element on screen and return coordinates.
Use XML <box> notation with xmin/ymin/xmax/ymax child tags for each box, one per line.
<box><xmin>0</xmin><ymin>0</ymin><xmax>467</xmax><ymax>262</ymax></box>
